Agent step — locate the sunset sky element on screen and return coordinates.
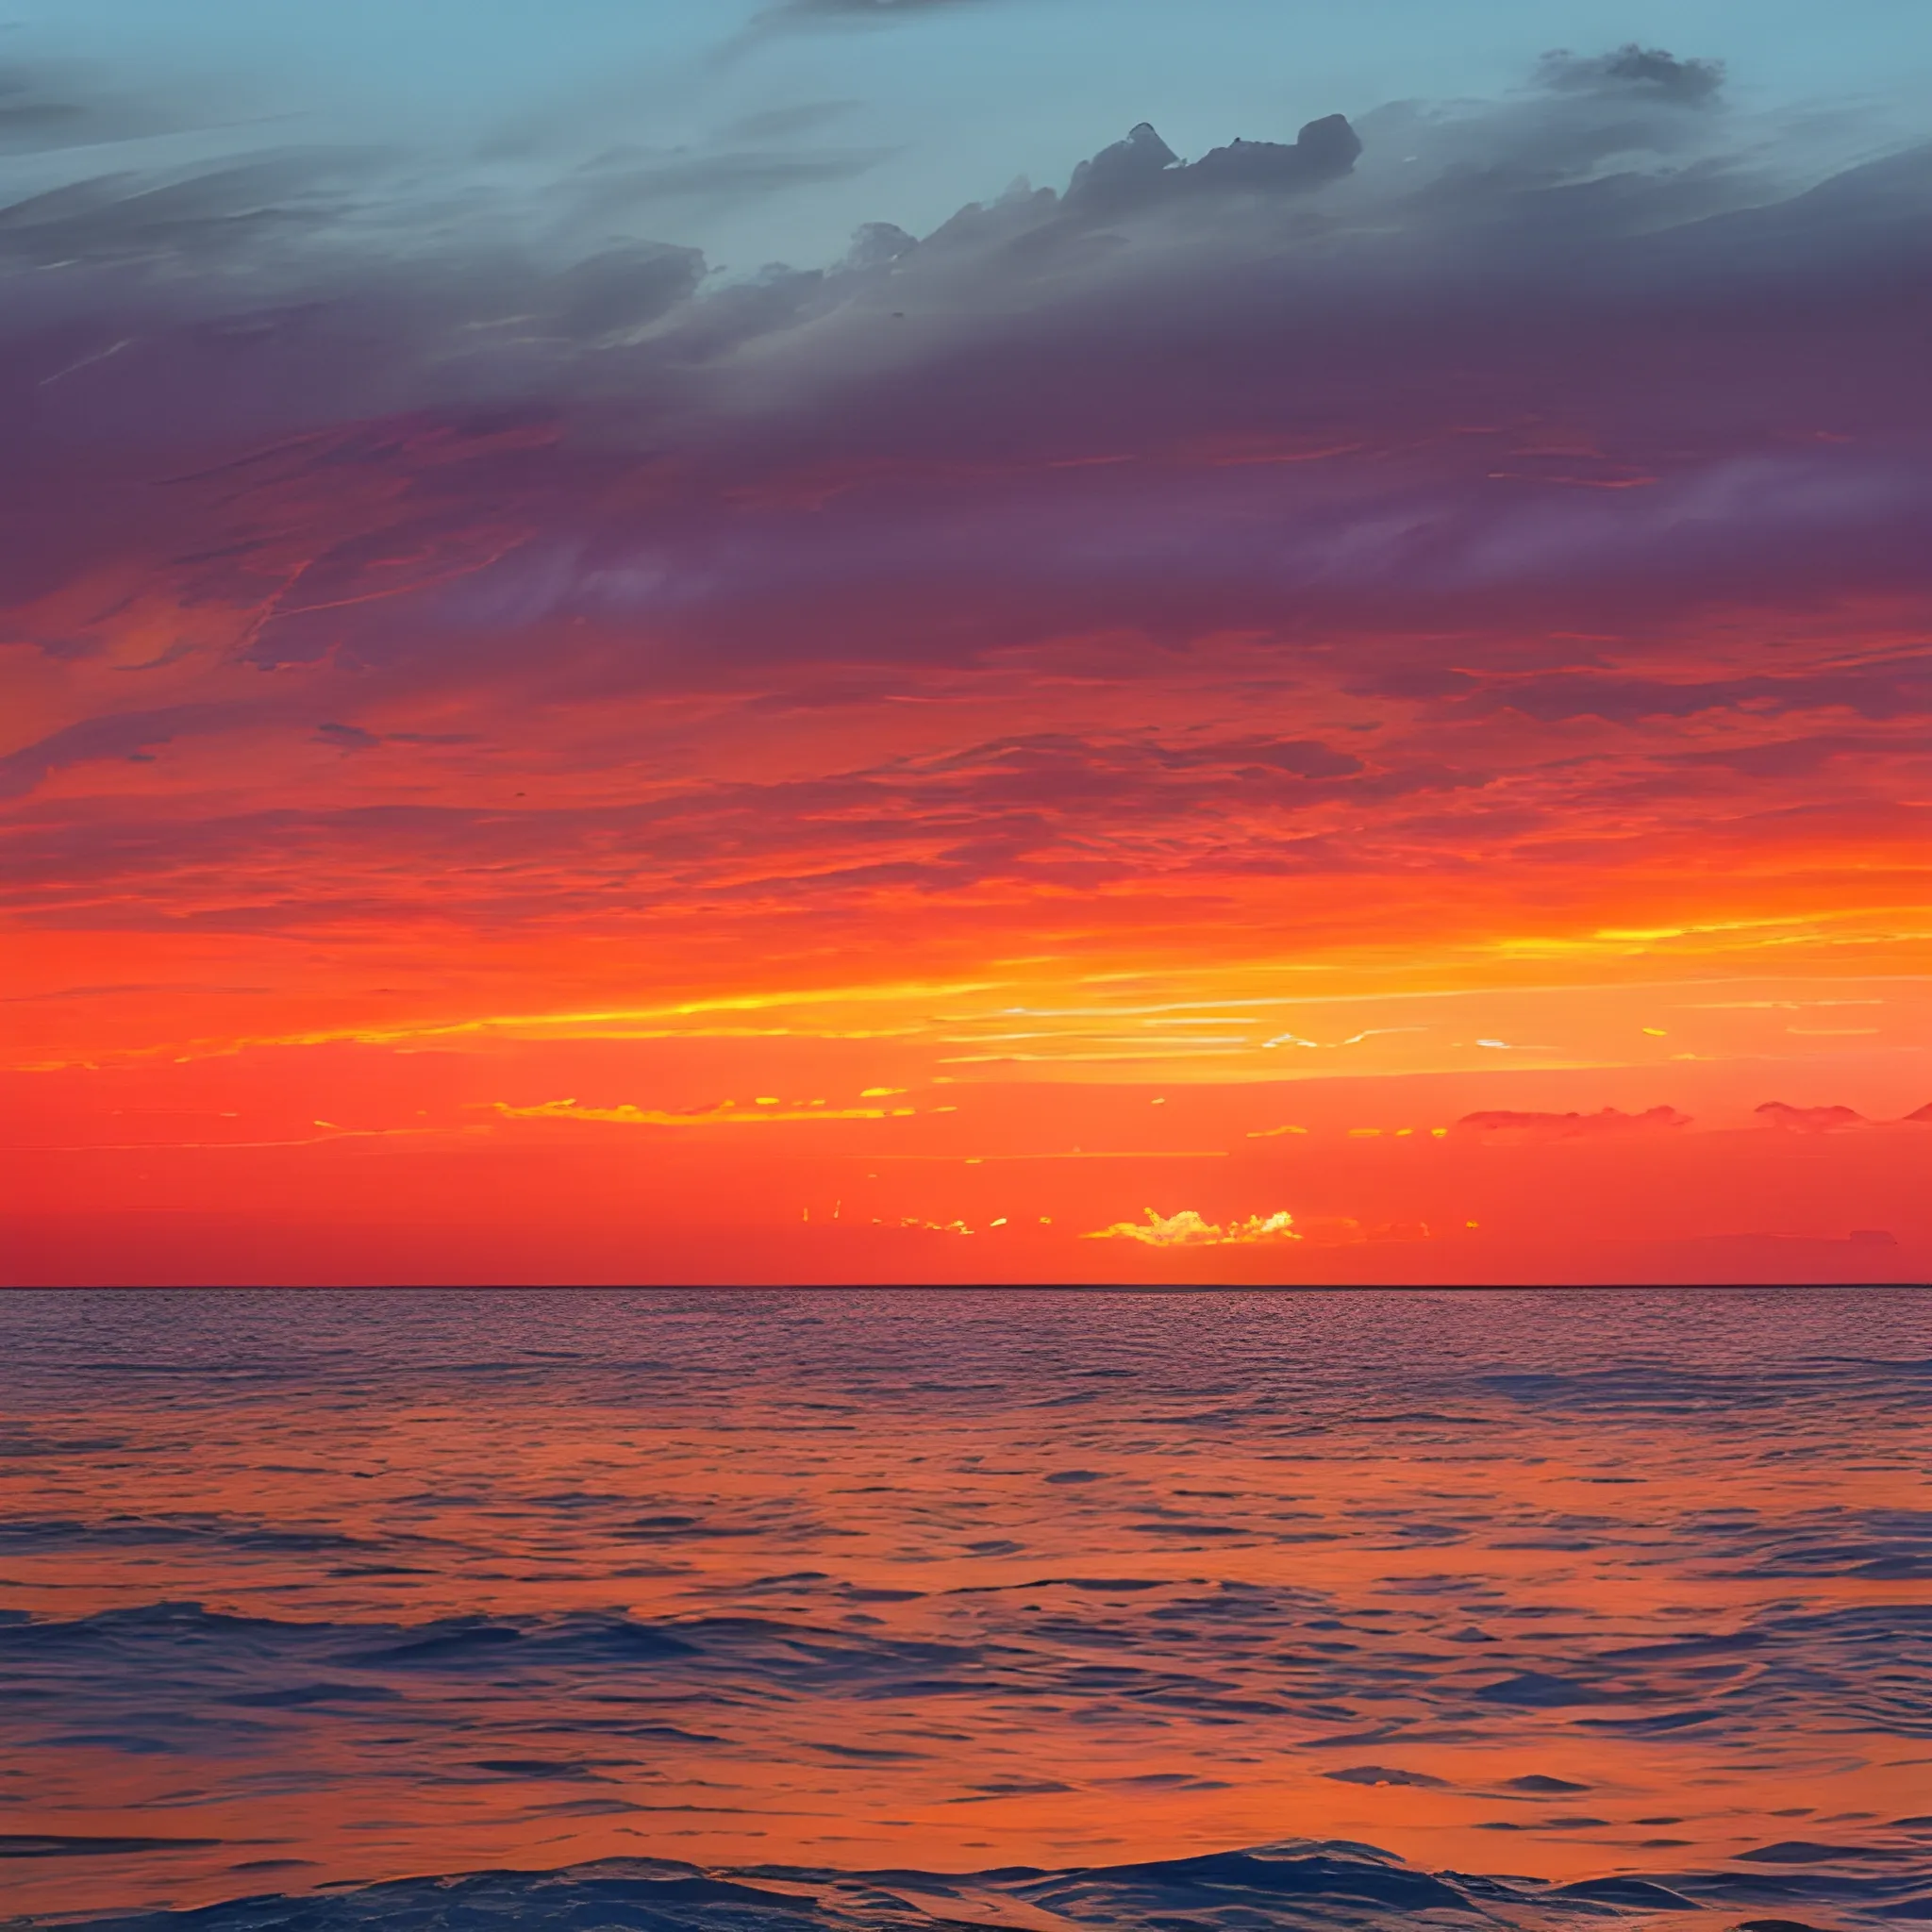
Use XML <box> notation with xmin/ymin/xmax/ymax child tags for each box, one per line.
<box><xmin>3</xmin><ymin>1</ymin><xmax>1929</xmax><ymax>1284</ymax></box>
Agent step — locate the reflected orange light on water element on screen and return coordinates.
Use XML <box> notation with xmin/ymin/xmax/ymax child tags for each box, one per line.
<box><xmin>0</xmin><ymin>1289</ymin><xmax>1921</xmax><ymax>1914</ymax></box>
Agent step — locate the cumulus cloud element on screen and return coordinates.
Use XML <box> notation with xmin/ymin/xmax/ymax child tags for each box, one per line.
<box><xmin>1084</xmin><ymin>1211</ymin><xmax>1434</xmax><ymax>1248</ymax></box>
<box><xmin>1535</xmin><ymin>43</ymin><xmax>1724</xmax><ymax>105</ymax></box>
<box><xmin>1062</xmin><ymin>115</ymin><xmax>1360</xmax><ymax>218</ymax></box>
<box><xmin>1085</xmin><ymin>1208</ymin><xmax>1300</xmax><ymax>1247</ymax></box>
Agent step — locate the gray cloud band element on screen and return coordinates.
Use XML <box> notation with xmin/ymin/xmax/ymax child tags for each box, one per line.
<box><xmin>3</xmin><ymin>45</ymin><xmax>1929</xmax><ymax>675</ymax></box>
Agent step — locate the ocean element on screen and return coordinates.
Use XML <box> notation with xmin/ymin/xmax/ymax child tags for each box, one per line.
<box><xmin>0</xmin><ymin>1289</ymin><xmax>1924</xmax><ymax>1931</ymax></box>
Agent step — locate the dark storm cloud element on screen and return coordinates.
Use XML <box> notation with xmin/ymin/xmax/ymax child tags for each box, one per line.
<box><xmin>3</xmin><ymin>42</ymin><xmax>1931</xmax><ymax>695</ymax></box>
<box><xmin>1061</xmin><ymin>116</ymin><xmax>1360</xmax><ymax>218</ymax></box>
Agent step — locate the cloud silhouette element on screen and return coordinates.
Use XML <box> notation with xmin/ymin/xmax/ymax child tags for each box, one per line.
<box><xmin>1454</xmin><ymin>1107</ymin><xmax>1691</xmax><ymax>1143</ymax></box>
<box><xmin>1536</xmin><ymin>43</ymin><xmax>1724</xmax><ymax>105</ymax></box>
<box><xmin>1062</xmin><ymin>114</ymin><xmax>1361</xmax><ymax>217</ymax></box>
<box><xmin>1753</xmin><ymin>1102</ymin><xmax>1869</xmax><ymax>1132</ymax></box>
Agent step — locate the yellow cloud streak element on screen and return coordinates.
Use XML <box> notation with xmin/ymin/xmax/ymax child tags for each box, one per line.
<box><xmin>493</xmin><ymin>1098</ymin><xmax>913</xmax><ymax>1127</ymax></box>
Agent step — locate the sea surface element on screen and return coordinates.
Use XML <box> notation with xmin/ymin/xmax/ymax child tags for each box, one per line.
<box><xmin>0</xmin><ymin>1290</ymin><xmax>1925</xmax><ymax>1932</ymax></box>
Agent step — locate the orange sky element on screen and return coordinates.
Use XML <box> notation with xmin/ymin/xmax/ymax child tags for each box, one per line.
<box><xmin>5</xmin><ymin>62</ymin><xmax>1931</xmax><ymax>1282</ymax></box>
<box><xmin>5</xmin><ymin>560</ymin><xmax>1930</xmax><ymax>1284</ymax></box>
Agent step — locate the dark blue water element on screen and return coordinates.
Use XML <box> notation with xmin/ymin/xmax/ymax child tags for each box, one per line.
<box><xmin>0</xmin><ymin>1290</ymin><xmax>1924</xmax><ymax>1931</ymax></box>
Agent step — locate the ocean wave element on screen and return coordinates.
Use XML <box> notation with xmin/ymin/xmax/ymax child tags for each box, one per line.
<box><xmin>43</xmin><ymin>1836</ymin><xmax>1932</xmax><ymax>1932</ymax></box>
<box><xmin>2</xmin><ymin>1291</ymin><xmax>1924</xmax><ymax>1924</ymax></box>
<box><xmin>7</xmin><ymin>1593</ymin><xmax>1924</xmax><ymax>1758</ymax></box>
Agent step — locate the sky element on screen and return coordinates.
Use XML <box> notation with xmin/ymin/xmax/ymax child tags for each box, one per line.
<box><xmin>2</xmin><ymin>1</ymin><xmax>1929</xmax><ymax>1284</ymax></box>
